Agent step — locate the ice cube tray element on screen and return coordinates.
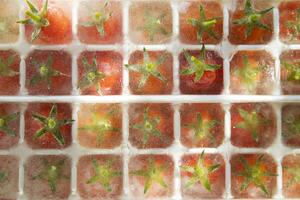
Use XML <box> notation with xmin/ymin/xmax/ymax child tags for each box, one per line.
<box><xmin>1</xmin><ymin>0</ymin><xmax>300</xmax><ymax>199</ymax></box>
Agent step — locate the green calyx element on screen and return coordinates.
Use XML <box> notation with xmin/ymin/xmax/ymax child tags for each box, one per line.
<box><xmin>284</xmin><ymin>164</ymin><xmax>300</xmax><ymax>187</ymax></box>
<box><xmin>180</xmin><ymin>45</ymin><xmax>221</xmax><ymax>83</ymax></box>
<box><xmin>0</xmin><ymin>112</ymin><xmax>19</xmax><ymax>137</ymax></box>
<box><xmin>235</xmin><ymin>155</ymin><xmax>277</xmax><ymax>196</ymax></box>
<box><xmin>131</xmin><ymin>107</ymin><xmax>162</xmax><ymax>147</ymax></box>
<box><xmin>139</xmin><ymin>10</ymin><xmax>168</xmax><ymax>41</ymax></box>
<box><xmin>285</xmin><ymin>9</ymin><xmax>300</xmax><ymax>41</ymax></box>
<box><xmin>86</xmin><ymin>159</ymin><xmax>122</xmax><ymax>192</ymax></box>
<box><xmin>233</xmin><ymin>55</ymin><xmax>264</xmax><ymax>92</ymax></box>
<box><xmin>125</xmin><ymin>48</ymin><xmax>167</xmax><ymax>90</ymax></box>
<box><xmin>187</xmin><ymin>5</ymin><xmax>221</xmax><ymax>42</ymax></box>
<box><xmin>282</xmin><ymin>60</ymin><xmax>300</xmax><ymax>82</ymax></box>
<box><xmin>17</xmin><ymin>0</ymin><xmax>49</xmax><ymax>41</ymax></box>
<box><xmin>181</xmin><ymin>151</ymin><xmax>220</xmax><ymax>191</ymax></box>
<box><xmin>78</xmin><ymin>107</ymin><xmax>119</xmax><ymax>145</ymax></box>
<box><xmin>30</xmin><ymin>56</ymin><xmax>69</xmax><ymax>90</ymax></box>
<box><xmin>236</xmin><ymin>108</ymin><xmax>260</xmax><ymax>142</ymax></box>
<box><xmin>233</xmin><ymin>0</ymin><xmax>273</xmax><ymax>38</ymax></box>
<box><xmin>78</xmin><ymin>56</ymin><xmax>106</xmax><ymax>95</ymax></box>
<box><xmin>0</xmin><ymin>170</ymin><xmax>8</xmax><ymax>183</ymax></box>
<box><xmin>32</xmin><ymin>104</ymin><xmax>74</xmax><ymax>146</ymax></box>
<box><xmin>130</xmin><ymin>157</ymin><xmax>168</xmax><ymax>194</ymax></box>
<box><xmin>82</xmin><ymin>2</ymin><xmax>112</xmax><ymax>37</ymax></box>
<box><xmin>32</xmin><ymin>158</ymin><xmax>69</xmax><ymax>193</ymax></box>
<box><xmin>0</xmin><ymin>54</ymin><xmax>19</xmax><ymax>77</ymax></box>
<box><xmin>184</xmin><ymin>112</ymin><xmax>218</xmax><ymax>144</ymax></box>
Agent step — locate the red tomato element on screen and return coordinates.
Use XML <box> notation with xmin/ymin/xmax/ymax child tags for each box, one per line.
<box><xmin>180</xmin><ymin>153</ymin><xmax>225</xmax><ymax>199</ymax></box>
<box><xmin>128</xmin><ymin>50</ymin><xmax>173</xmax><ymax>95</ymax></box>
<box><xmin>228</xmin><ymin>0</ymin><xmax>274</xmax><ymax>44</ymax></box>
<box><xmin>24</xmin><ymin>103</ymin><xmax>72</xmax><ymax>149</ymax></box>
<box><xmin>230</xmin><ymin>154</ymin><xmax>277</xmax><ymax>199</ymax></box>
<box><xmin>25</xmin><ymin>50</ymin><xmax>72</xmax><ymax>95</ymax></box>
<box><xmin>77</xmin><ymin>51</ymin><xmax>122</xmax><ymax>95</ymax></box>
<box><xmin>230</xmin><ymin>103</ymin><xmax>276</xmax><ymax>148</ymax></box>
<box><xmin>0</xmin><ymin>155</ymin><xmax>19</xmax><ymax>200</ymax></box>
<box><xmin>128</xmin><ymin>103</ymin><xmax>174</xmax><ymax>149</ymax></box>
<box><xmin>180</xmin><ymin>103</ymin><xmax>224</xmax><ymax>148</ymax></box>
<box><xmin>25</xmin><ymin>0</ymin><xmax>72</xmax><ymax>44</ymax></box>
<box><xmin>279</xmin><ymin>1</ymin><xmax>300</xmax><ymax>44</ymax></box>
<box><xmin>77</xmin><ymin>104</ymin><xmax>122</xmax><ymax>149</ymax></box>
<box><xmin>280</xmin><ymin>50</ymin><xmax>300</xmax><ymax>94</ymax></box>
<box><xmin>282</xmin><ymin>104</ymin><xmax>300</xmax><ymax>147</ymax></box>
<box><xmin>0</xmin><ymin>103</ymin><xmax>20</xmax><ymax>149</ymax></box>
<box><xmin>179</xmin><ymin>50</ymin><xmax>223</xmax><ymax>94</ymax></box>
<box><xmin>0</xmin><ymin>50</ymin><xmax>20</xmax><ymax>95</ymax></box>
<box><xmin>230</xmin><ymin>50</ymin><xmax>275</xmax><ymax>95</ymax></box>
<box><xmin>282</xmin><ymin>154</ymin><xmax>300</xmax><ymax>198</ymax></box>
<box><xmin>77</xmin><ymin>155</ymin><xmax>123</xmax><ymax>199</ymax></box>
<box><xmin>24</xmin><ymin>155</ymin><xmax>71</xmax><ymax>199</ymax></box>
<box><xmin>179</xmin><ymin>0</ymin><xmax>223</xmax><ymax>44</ymax></box>
<box><xmin>78</xmin><ymin>1</ymin><xmax>123</xmax><ymax>44</ymax></box>
<box><xmin>128</xmin><ymin>154</ymin><xmax>174</xmax><ymax>198</ymax></box>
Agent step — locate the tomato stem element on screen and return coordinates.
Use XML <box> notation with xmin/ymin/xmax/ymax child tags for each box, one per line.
<box><xmin>0</xmin><ymin>54</ymin><xmax>19</xmax><ymax>77</ymax></box>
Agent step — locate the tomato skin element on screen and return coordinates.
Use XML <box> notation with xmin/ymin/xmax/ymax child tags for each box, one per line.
<box><xmin>77</xmin><ymin>155</ymin><xmax>123</xmax><ymax>199</ymax></box>
<box><xmin>77</xmin><ymin>104</ymin><xmax>122</xmax><ymax>149</ymax></box>
<box><xmin>230</xmin><ymin>154</ymin><xmax>277</xmax><ymax>199</ymax></box>
<box><xmin>128</xmin><ymin>103</ymin><xmax>174</xmax><ymax>149</ymax></box>
<box><xmin>24</xmin><ymin>103</ymin><xmax>72</xmax><ymax>149</ymax></box>
<box><xmin>230</xmin><ymin>103</ymin><xmax>276</xmax><ymax>148</ymax></box>
<box><xmin>128</xmin><ymin>50</ymin><xmax>173</xmax><ymax>95</ymax></box>
<box><xmin>180</xmin><ymin>153</ymin><xmax>225</xmax><ymax>199</ymax></box>
<box><xmin>279</xmin><ymin>1</ymin><xmax>300</xmax><ymax>44</ymax></box>
<box><xmin>179</xmin><ymin>50</ymin><xmax>223</xmax><ymax>94</ymax></box>
<box><xmin>179</xmin><ymin>0</ymin><xmax>223</xmax><ymax>44</ymax></box>
<box><xmin>0</xmin><ymin>50</ymin><xmax>20</xmax><ymax>95</ymax></box>
<box><xmin>25</xmin><ymin>50</ymin><xmax>72</xmax><ymax>95</ymax></box>
<box><xmin>282</xmin><ymin>154</ymin><xmax>300</xmax><ymax>198</ymax></box>
<box><xmin>180</xmin><ymin>103</ymin><xmax>224</xmax><ymax>148</ymax></box>
<box><xmin>228</xmin><ymin>0</ymin><xmax>274</xmax><ymax>44</ymax></box>
<box><xmin>24</xmin><ymin>0</ymin><xmax>72</xmax><ymax>44</ymax></box>
<box><xmin>128</xmin><ymin>154</ymin><xmax>174</xmax><ymax>198</ymax></box>
<box><xmin>78</xmin><ymin>1</ymin><xmax>123</xmax><ymax>44</ymax></box>
<box><xmin>77</xmin><ymin>51</ymin><xmax>122</xmax><ymax>95</ymax></box>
